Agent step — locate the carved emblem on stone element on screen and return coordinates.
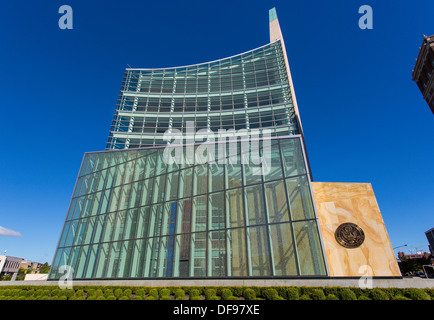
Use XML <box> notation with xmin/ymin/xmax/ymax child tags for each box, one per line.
<box><xmin>335</xmin><ymin>223</ymin><xmax>365</xmax><ymax>249</ymax></box>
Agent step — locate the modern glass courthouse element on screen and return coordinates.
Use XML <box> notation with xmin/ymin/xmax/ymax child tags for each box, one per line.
<box><xmin>49</xmin><ymin>9</ymin><xmax>401</xmax><ymax>280</ymax></box>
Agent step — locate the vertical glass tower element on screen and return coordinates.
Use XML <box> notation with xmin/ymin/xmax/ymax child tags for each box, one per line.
<box><xmin>49</xmin><ymin>8</ymin><xmax>328</xmax><ymax>280</ymax></box>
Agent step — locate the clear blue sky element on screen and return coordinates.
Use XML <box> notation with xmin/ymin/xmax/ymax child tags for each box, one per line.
<box><xmin>0</xmin><ymin>0</ymin><xmax>433</xmax><ymax>264</ymax></box>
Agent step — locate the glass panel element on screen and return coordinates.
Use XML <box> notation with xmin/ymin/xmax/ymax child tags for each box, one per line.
<box><xmin>123</xmin><ymin>209</ymin><xmax>137</xmax><ymax>240</ymax></box>
<box><xmin>58</xmin><ymin>221</ymin><xmax>71</xmax><ymax>247</ymax></box>
<box><xmin>245</xmin><ymin>184</ymin><xmax>266</xmax><ymax>226</ymax></box>
<box><xmin>89</xmin><ymin>192</ymin><xmax>101</xmax><ymax>216</ymax></box>
<box><xmin>209</xmin><ymin>164</ymin><xmax>224</xmax><ymax>192</ymax></box>
<box><xmin>146</xmin><ymin>237</ymin><xmax>159</xmax><ymax>277</ymax></box>
<box><xmin>263</xmin><ymin>141</ymin><xmax>283</xmax><ymax>182</ymax></box>
<box><xmin>209</xmin><ymin>192</ymin><xmax>225</xmax><ymax>230</ymax></box>
<box><xmin>265</xmin><ymin>180</ymin><xmax>290</xmax><ymax>223</ymax></box>
<box><xmin>140</xmin><ymin>178</ymin><xmax>154</xmax><ymax>207</ymax></box>
<box><xmin>269</xmin><ymin>223</ymin><xmax>298</xmax><ymax>276</ymax></box>
<box><xmin>286</xmin><ymin>175</ymin><xmax>315</xmax><ymax>220</ymax></box>
<box><xmin>164</xmin><ymin>235</ymin><xmax>176</xmax><ymax>277</ymax></box>
<box><xmin>84</xmin><ymin>244</ymin><xmax>98</xmax><ymax>278</ymax></box>
<box><xmin>194</xmin><ymin>164</ymin><xmax>208</xmax><ymax>196</ymax></box>
<box><xmin>130</xmin><ymin>239</ymin><xmax>146</xmax><ymax>278</ymax></box>
<box><xmin>166</xmin><ymin>171</ymin><xmax>179</xmax><ymax>201</ymax></box>
<box><xmin>83</xmin><ymin>216</ymin><xmax>95</xmax><ymax>244</ymax></box>
<box><xmin>105</xmin><ymin>242</ymin><xmax>121</xmax><ymax>278</ymax></box>
<box><xmin>64</xmin><ymin>221</ymin><xmax>77</xmax><ymax>247</ymax></box>
<box><xmin>248</xmin><ymin>226</ymin><xmax>272</xmax><ymax>276</ymax></box>
<box><xmin>155</xmin><ymin>148</ymin><xmax>167</xmax><ymax>175</ymax></box>
<box><xmin>228</xmin><ymin>228</ymin><xmax>248</xmax><ymax>276</ymax></box>
<box><xmin>108</xmin><ymin>186</ymin><xmax>121</xmax><ymax>213</ymax></box>
<box><xmin>112</xmin><ymin>210</ymin><xmax>126</xmax><ymax>241</ymax></box>
<box><xmin>209</xmin><ymin>230</ymin><xmax>226</xmax><ymax>277</ymax></box>
<box><xmin>226</xmin><ymin>189</ymin><xmax>245</xmax><ymax>228</ymax></box>
<box><xmin>226</xmin><ymin>145</ymin><xmax>242</xmax><ymax>188</ymax></box>
<box><xmin>178</xmin><ymin>167</ymin><xmax>193</xmax><ymax>198</ymax></box>
<box><xmin>118</xmin><ymin>184</ymin><xmax>132</xmax><ymax>211</ymax></box>
<box><xmin>152</xmin><ymin>174</ymin><xmax>166</xmax><ymax>204</ymax></box>
<box><xmin>66</xmin><ymin>246</ymin><xmax>80</xmax><ymax>274</ymax></box>
<box><xmin>136</xmin><ymin>207</ymin><xmax>151</xmax><ymax>238</ymax></box>
<box><xmin>94</xmin><ymin>243</ymin><xmax>109</xmax><ymax>278</ymax></box>
<box><xmin>117</xmin><ymin>240</ymin><xmax>132</xmax><ymax>278</ymax></box>
<box><xmin>193</xmin><ymin>195</ymin><xmax>207</xmax><ymax>232</ymax></box>
<box><xmin>293</xmin><ymin>220</ymin><xmax>326</xmax><ymax>276</ymax></box>
<box><xmin>75</xmin><ymin>245</ymin><xmax>89</xmax><ymax>279</ymax></box>
<box><xmin>192</xmin><ymin>232</ymin><xmax>207</xmax><ymax>277</ymax></box>
<box><xmin>280</xmin><ymin>139</ymin><xmax>306</xmax><ymax>177</ymax></box>
<box><xmin>92</xmin><ymin>215</ymin><xmax>105</xmax><ymax>243</ymax></box>
<box><xmin>101</xmin><ymin>212</ymin><xmax>116</xmax><ymax>242</ymax></box>
<box><xmin>72</xmin><ymin>220</ymin><xmax>87</xmax><ymax>246</ymax></box>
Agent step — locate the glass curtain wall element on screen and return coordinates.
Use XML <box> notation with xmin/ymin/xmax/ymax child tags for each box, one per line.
<box><xmin>106</xmin><ymin>41</ymin><xmax>299</xmax><ymax>150</ymax></box>
<box><xmin>49</xmin><ymin>136</ymin><xmax>327</xmax><ymax>280</ymax></box>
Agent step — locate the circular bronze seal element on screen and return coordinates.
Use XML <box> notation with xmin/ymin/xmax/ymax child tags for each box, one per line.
<box><xmin>335</xmin><ymin>223</ymin><xmax>365</xmax><ymax>249</ymax></box>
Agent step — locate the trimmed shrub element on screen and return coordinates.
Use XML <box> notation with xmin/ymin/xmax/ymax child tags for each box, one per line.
<box><xmin>323</xmin><ymin>286</ymin><xmax>340</xmax><ymax>297</ymax></box>
<box><xmin>114</xmin><ymin>288</ymin><xmax>123</xmax><ymax>298</ymax></box>
<box><xmin>75</xmin><ymin>289</ymin><xmax>85</xmax><ymax>298</ymax></box>
<box><xmin>1</xmin><ymin>289</ymin><xmax>11</xmax><ymax>297</ymax></box>
<box><xmin>339</xmin><ymin>288</ymin><xmax>357</xmax><ymax>300</ymax></box>
<box><xmin>262</xmin><ymin>288</ymin><xmax>283</xmax><ymax>300</ymax></box>
<box><xmin>189</xmin><ymin>289</ymin><xmax>200</xmax><ymax>299</ymax></box>
<box><xmin>326</xmin><ymin>294</ymin><xmax>339</xmax><ymax>300</ymax></box>
<box><xmin>221</xmin><ymin>289</ymin><xmax>233</xmax><ymax>300</ymax></box>
<box><xmin>50</xmin><ymin>289</ymin><xmax>61</xmax><ymax>297</ymax></box>
<box><xmin>148</xmin><ymin>289</ymin><xmax>159</xmax><ymax>299</ymax></box>
<box><xmin>145</xmin><ymin>296</ymin><xmax>156</xmax><ymax>300</ymax></box>
<box><xmin>310</xmin><ymin>289</ymin><xmax>326</xmax><ymax>300</ymax></box>
<box><xmin>63</xmin><ymin>289</ymin><xmax>75</xmax><ymax>299</ymax></box>
<box><xmin>205</xmin><ymin>288</ymin><xmax>217</xmax><ymax>300</ymax></box>
<box><xmin>243</xmin><ymin>288</ymin><xmax>257</xmax><ymax>300</ymax></box>
<box><xmin>160</xmin><ymin>288</ymin><xmax>171</xmax><ymax>297</ymax></box>
<box><xmin>94</xmin><ymin>289</ymin><xmax>104</xmax><ymax>298</ymax></box>
<box><xmin>123</xmin><ymin>289</ymin><xmax>132</xmax><ymax>299</ymax></box>
<box><xmin>104</xmin><ymin>289</ymin><xmax>114</xmax><ymax>298</ymax></box>
<box><xmin>425</xmin><ymin>289</ymin><xmax>434</xmax><ymax>299</ymax></box>
<box><xmin>369</xmin><ymin>288</ymin><xmax>389</xmax><ymax>300</ymax></box>
<box><xmin>160</xmin><ymin>296</ymin><xmax>172</xmax><ymax>300</ymax></box>
<box><xmin>174</xmin><ymin>289</ymin><xmax>185</xmax><ymax>300</ymax></box>
<box><xmin>231</xmin><ymin>287</ymin><xmax>245</xmax><ymax>297</ymax></box>
<box><xmin>284</xmin><ymin>287</ymin><xmax>300</xmax><ymax>300</ymax></box>
<box><xmin>135</xmin><ymin>288</ymin><xmax>146</xmax><ymax>298</ymax></box>
<box><xmin>299</xmin><ymin>294</ymin><xmax>311</xmax><ymax>300</ymax></box>
<box><xmin>358</xmin><ymin>295</ymin><xmax>371</xmax><ymax>300</ymax></box>
<box><xmin>118</xmin><ymin>295</ymin><xmax>130</xmax><ymax>300</ymax></box>
<box><xmin>133</xmin><ymin>295</ymin><xmax>143</xmax><ymax>300</ymax></box>
<box><xmin>404</xmin><ymin>288</ymin><xmax>431</xmax><ymax>300</ymax></box>
<box><xmin>392</xmin><ymin>295</ymin><xmax>411</xmax><ymax>301</ymax></box>
<box><xmin>107</xmin><ymin>295</ymin><xmax>117</xmax><ymax>300</ymax></box>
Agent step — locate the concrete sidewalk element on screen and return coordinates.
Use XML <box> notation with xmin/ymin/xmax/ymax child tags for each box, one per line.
<box><xmin>0</xmin><ymin>278</ymin><xmax>433</xmax><ymax>289</ymax></box>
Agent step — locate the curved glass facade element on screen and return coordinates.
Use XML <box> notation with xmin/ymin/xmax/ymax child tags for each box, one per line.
<box><xmin>49</xmin><ymin>136</ymin><xmax>326</xmax><ymax>280</ymax></box>
<box><xmin>107</xmin><ymin>41</ymin><xmax>300</xmax><ymax>149</ymax></box>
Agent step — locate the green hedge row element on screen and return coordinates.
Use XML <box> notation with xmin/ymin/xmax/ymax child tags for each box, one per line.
<box><xmin>0</xmin><ymin>285</ymin><xmax>432</xmax><ymax>300</ymax></box>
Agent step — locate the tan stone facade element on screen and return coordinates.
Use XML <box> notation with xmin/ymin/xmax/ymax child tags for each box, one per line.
<box><xmin>311</xmin><ymin>182</ymin><xmax>401</xmax><ymax>277</ymax></box>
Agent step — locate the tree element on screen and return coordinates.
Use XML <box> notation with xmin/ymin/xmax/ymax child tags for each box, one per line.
<box><xmin>39</xmin><ymin>262</ymin><xmax>51</xmax><ymax>274</ymax></box>
<box><xmin>398</xmin><ymin>256</ymin><xmax>432</xmax><ymax>275</ymax></box>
